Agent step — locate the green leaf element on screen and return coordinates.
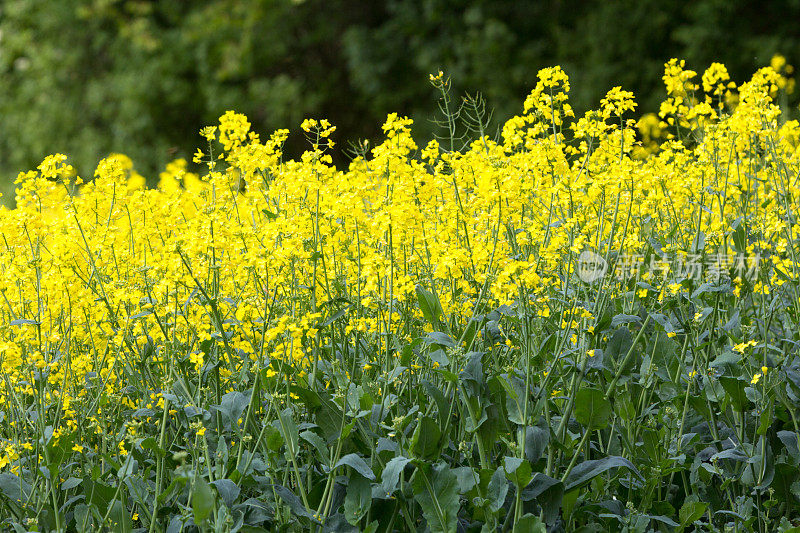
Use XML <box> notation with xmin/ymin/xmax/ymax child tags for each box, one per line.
<box><xmin>742</xmin><ymin>436</ymin><xmax>775</xmax><ymax>490</ymax></box>
<box><xmin>429</xmin><ymin>348</ymin><xmax>450</xmax><ymax>367</ymax></box>
<box><xmin>277</xmin><ymin>407</ymin><xmax>299</xmax><ymax>458</ymax></box>
<box><xmin>73</xmin><ymin>504</ymin><xmax>95</xmax><ymax>530</ymax></box>
<box><xmin>117</xmin><ymin>456</ymin><xmax>137</xmax><ymax>480</ymax></box>
<box><xmin>416</xmin><ymin>285</ymin><xmax>444</xmax><ymax>327</ymax></box>
<box><xmin>498</xmin><ymin>374</ymin><xmax>526</xmax><ymax>425</ymax></box>
<box><xmin>564</xmin><ymin>456</ymin><xmax>644</xmax><ymax>492</ymax></box>
<box><xmin>211</xmin><ymin>479</ymin><xmax>240</xmax><ymax>508</ymax></box>
<box><xmin>274</xmin><ymin>485</ymin><xmax>321</xmax><ymax>523</ymax></box>
<box><xmin>611</xmin><ymin>314</ymin><xmax>641</xmax><ymax>327</ymax></box>
<box><xmin>720</xmin><ymin>377</ymin><xmax>749</xmax><ymax>412</ymax></box>
<box><xmin>605</xmin><ymin>327</ymin><xmax>633</xmax><ymax>363</ymax></box>
<box><xmin>379</xmin><ymin>456</ymin><xmax>411</xmax><ymax>497</ymax></box>
<box><xmin>344</xmin><ymin>475</ymin><xmax>372</xmax><ymax>526</ymax></box>
<box><xmin>426</xmin><ymin>331</ymin><xmax>455</xmax><ymax>347</ymax></box>
<box><xmin>108</xmin><ymin>500</ymin><xmax>133</xmax><ymax>533</ymax></box>
<box><xmin>478</xmin><ymin>402</ymin><xmax>502</xmax><ymax>451</ymax></box>
<box><xmin>778</xmin><ymin>430</ymin><xmax>800</xmax><ymax>462</ymax></box>
<box><xmin>503</xmin><ymin>456</ymin><xmax>532</xmax><ymax>488</ymax></box>
<box><xmin>435</xmin><ymin>367</ymin><xmax>459</xmax><ymax>383</ymax></box>
<box><xmin>573</xmin><ymin>388</ymin><xmax>611</xmax><ymax>429</ymax></box>
<box><xmin>513</xmin><ymin>514</ymin><xmax>546</xmax><ymax>533</ymax></box>
<box><xmin>422</xmin><ymin>380</ymin><xmax>450</xmax><ymax>429</ymax></box>
<box><xmin>335</xmin><ymin>453</ymin><xmax>375</xmax><ymax>481</ymax></box>
<box><xmin>0</xmin><ymin>473</ymin><xmax>32</xmax><ymax>504</ymax></box>
<box><xmin>316</xmin><ymin>397</ymin><xmax>345</xmax><ymax>442</ymax></box>
<box><xmin>300</xmin><ymin>430</ymin><xmax>330</xmax><ymax>466</ymax></box>
<box><xmin>462</xmin><ymin>395</ymin><xmax>487</xmax><ymax>433</ymax></box>
<box><xmin>213</xmin><ymin>391</ymin><xmax>250</xmax><ymax>430</ymax></box>
<box><xmin>486</xmin><ymin>467</ymin><xmax>508</xmax><ymax>513</ymax></box>
<box><xmin>452</xmin><ymin>467</ymin><xmax>478</xmax><ymax>494</ymax></box>
<box><xmin>710</xmin><ymin>348</ymin><xmax>741</xmax><ymax>369</ymax></box>
<box><xmin>679</xmin><ymin>501</ymin><xmax>708</xmax><ymax>526</ymax></box>
<box><xmin>731</xmin><ymin>217</ymin><xmax>746</xmax><ymax>252</ymax></box>
<box><xmin>410</xmin><ymin>416</ymin><xmax>442</xmax><ymax>460</ymax></box>
<box><xmin>9</xmin><ymin>318</ymin><xmax>38</xmax><ymax>326</ymax></box>
<box><xmin>461</xmin><ymin>351</ymin><xmax>485</xmax><ymax>386</ymax></box>
<box><xmin>411</xmin><ymin>463</ymin><xmax>460</xmax><ymax>533</ymax></box>
<box><xmin>264</xmin><ymin>425</ymin><xmax>283</xmax><ymax>452</ymax></box>
<box><xmin>140</xmin><ymin>437</ymin><xmax>167</xmax><ymax>458</ymax></box>
<box><xmin>192</xmin><ymin>477</ymin><xmax>215</xmax><ymax>523</ymax></box>
<box><xmin>86</xmin><ymin>480</ymin><xmax>117</xmax><ymax>515</ymax></box>
<box><xmin>561</xmin><ymin>488</ymin><xmax>579</xmax><ymax>523</ymax></box>
<box><xmin>614</xmin><ymin>395</ymin><xmax>636</xmax><ymax>421</ymax></box>
<box><xmin>520</xmin><ymin>473</ymin><xmax>563</xmax><ymax>525</ymax></box>
<box><xmin>288</xmin><ymin>385</ymin><xmax>322</xmax><ymax>409</ymax></box>
<box><xmin>61</xmin><ymin>477</ymin><xmax>82</xmax><ymax>491</ymax></box>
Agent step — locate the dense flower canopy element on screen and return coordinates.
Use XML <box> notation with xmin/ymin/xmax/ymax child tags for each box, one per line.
<box><xmin>1</xmin><ymin>59</ymin><xmax>799</xmax><ymax>531</ymax></box>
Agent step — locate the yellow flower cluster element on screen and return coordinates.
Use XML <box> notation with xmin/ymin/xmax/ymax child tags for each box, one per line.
<box><xmin>0</xmin><ymin>57</ymin><xmax>798</xmax><ymax>463</ymax></box>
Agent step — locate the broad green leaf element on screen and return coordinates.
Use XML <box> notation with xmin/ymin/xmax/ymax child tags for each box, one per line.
<box><xmin>86</xmin><ymin>480</ymin><xmax>117</xmax><ymax>515</ymax></box>
<box><xmin>513</xmin><ymin>513</ymin><xmax>546</xmax><ymax>533</ymax></box>
<box><xmin>519</xmin><ymin>473</ymin><xmax>563</xmax><ymax>525</ymax></box>
<box><xmin>422</xmin><ymin>380</ymin><xmax>450</xmax><ymax>429</ymax></box>
<box><xmin>9</xmin><ymin>319</ymin><xmax>38</xmax><ymax>326</ymax></box>
<box><xmin>212</xmin><ymin>391</ymin><xmax>250</xmax><ymax>430</ymax></box>
<box><xmin>335</xmin><ymin>453</ymin><xmax>376</xmax><ymax>481</ymax></box>
<box><xmin>61</xmin><ymin>477</ymin><xmax>82</xmax><ymax>491</ymax></box>
<box><xmin>605</xmin><ymin>327</ymin><xmax>633</xmax><ymax>363</ymax></box>
<box><xmin>710</xmin><ymin>348</ymin><xmax>741</xmax><ymax>369</ymax></box>
<box><xmin>503</xmin><ymin>456</ymin><xmax>532</xmax><ymax>488</ymax></box>
<box><xmin>426</xmin><ymin>331</ymin><xmax>455</xmax><ymax>347</ymax></box>
<box><xmin>574</xmin><ymin>388</ymin><xmax>611</xmax><ymax>429</ymax></box>
<box><xmin>192</xmin><ymin>477</ymin><xmax>215</xmax><ymax>523</ymax></box>
<box><xmin>117</xmin><ymin>456</ymin><xmax>137</xmax><ymax>480</ymax></box>
<box><xmin>344</xmin><ymin>475</ymin><xmax>372</xmax><ymax>526</ymax></box>
<box><xmin>778</xmin><ymin>430</ymin><xmax>800</xmax><ymax>461</ymax></box>
<box><xmin>614</xmin><ymin>395</ymin><xmax>636</xmax><ymax>421</ymax></box>
<box><xmin>140</xmin><ymin>437</ymin><xmax>167</xmax><ymax>458</ymax></box>
<box><xmin>0</xmin><ymin>473</ymin><xmax>32</xmax><ymax>503</ymax></box>
<box><xmin>720</xmin><ymin>377</ymin><xmax>748</xmax><ymax>412</ymax></box>
<box><xmin>274</xmin><ymin>485</ymin><xmax>321</xmax><ymax>523</ymax></box>
<box><xmin>73</xmin><ymin>504</ymin><xmax>95</xmax><ymax>530</ymax></box>
<box><xmin>211</xmin><ymin>479</ymin><xmax>240</xmax><ymax>508</ymax></box>
<box><xmin>460</xmin><ymin>351</ymin><xmax>484</xmax><ymax>386</ymax></box>
<box><xmin>452</xmin><ymin>467</ymin><xmax>478</xmax><ymax>494</ymax></box>
<box><xmin>416</xmin><ymin>286</ymin><xmax>444</xmax><ymax>327</ymax></box>
<box><xmin>429</xmin><ymin>348</ymin><xmax>450</xmax><ymax>367</ymax></box>
<box><xmin>316</xmin><ymin>398</ymin><xmax>345</xmax><ymax>442</ymax></box>
<box><xmin>277</xmin><ymin>408</ymin><xmax>299</xmax><ymax>458</ymax></box>
<box><xmin>486</xmin><ymin>467</ymin><xmax>508</xmax><ymax>513</ymax></box>
<box><xmin>411</xmin><ymin>463</ymin><xmax>460</xmax><ymax>533</ymax></box>
<box><xmin>410</xmin><ymin>416</ymin><xmax>442</xmax><ymax>460</ymax></box>
<box><xmin>498</xmin><ymin>374</ymin><xmax>526</xmax><ymax>425</ymax></box>
<box><xmin>264</xmin><ymin>425</ymin><xmax>283</xmax><ymax>452</ymax></box>
<box><xmin>564</xmin><ymin>456</ymin><xmax>644</xmax><ymax>492</ymax></box>
<box><xmin>300</xmin><ymin>430</ymin><xmax>330</xmax><ymax>466</ymax></box>
<box><xmin>379</xmin><ymin>456</ymin><xmax>411</xmax><ymax>497</ymax></box>
<box><xmin>679</xmin><ymin>501</ymin><xmax>708</xmax><ymax>526</ymax></box>
<box><xmin>611</xmin><ymin>314</ymin><xmax>641</xmax><ymax>327</ymax></box>
<box><xmin>108</xmin><ymin>500</ymin><xmax>133</xmax><ymax>533</ymax></box>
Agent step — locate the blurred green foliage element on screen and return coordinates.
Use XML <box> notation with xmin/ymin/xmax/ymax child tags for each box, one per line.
<box><xmin>1</xmin><ymin>0</ymin><xmax>800</xmax><ymax>188</ymax></box>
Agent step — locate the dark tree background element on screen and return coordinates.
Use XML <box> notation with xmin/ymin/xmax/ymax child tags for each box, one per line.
<box><xmin>1</xmin><ymin>0</ymin><xmax>799</xmax><ymax>188</ymax></box>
